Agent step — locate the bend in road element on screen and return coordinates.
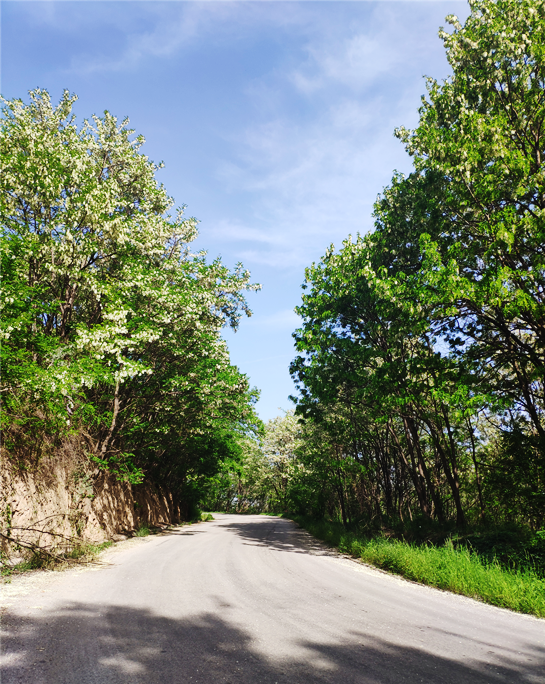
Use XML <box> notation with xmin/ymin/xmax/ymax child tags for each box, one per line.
<box><xmin>2</xmin><ymin>514</ymin><xmax>544</xmax><ymax>683</ymax></box>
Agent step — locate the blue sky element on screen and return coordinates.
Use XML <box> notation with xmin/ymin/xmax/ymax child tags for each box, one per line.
<box><xmin>2</xmin><ymin>0</ymin><xmax>470</xmax><ymax>422</ymax></box>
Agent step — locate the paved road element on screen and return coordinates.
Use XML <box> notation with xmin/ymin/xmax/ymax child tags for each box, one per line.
<box><xmin>1</xmin><ymin>514</ymin><xmax>544</xmax><ymax>683</ymax></box>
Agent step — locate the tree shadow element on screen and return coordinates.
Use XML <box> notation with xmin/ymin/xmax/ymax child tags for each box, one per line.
<box><xmin>219</xmin><ymin>515</ymin><xmax>334</xmax><ymax>556</ymax></box>
<box><xmin>2</xmin><ymin>602</ymin><xmax>543</xmax><ymax>684</ymax></box>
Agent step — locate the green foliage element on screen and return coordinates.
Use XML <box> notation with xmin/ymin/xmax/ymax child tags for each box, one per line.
<box><xmin>203</xmin><ymin>412</ymin><xmax>306</xmax><ymax>514</ymax></box>
<box><xmin>292</xmin><ymin>516</ymin><xmax>545</xmax><ymax>617</ymax></box>
<box><xmin>1</xmin><ymin>89</ymin><xmax>262</xmax><ymax>504</ymax></box>
<box><xmin>204</xmin><ymin>437</ymin><xmax>272</xmax><ymax>513</ymax></box>
<box><xmin>285</xmin><ymin>0</ymin><xmax>545</xmax><ymax>533</ymax></box>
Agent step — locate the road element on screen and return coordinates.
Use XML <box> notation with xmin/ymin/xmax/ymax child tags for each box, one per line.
<box><xmin>1</xmin><ymin>514</ymin><xmax>544</xmax><ymax>683</ymax></box>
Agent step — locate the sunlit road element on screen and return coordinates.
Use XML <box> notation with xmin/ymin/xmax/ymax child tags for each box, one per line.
<box><xmin>1</xmin><ymin>514</ymin><xmax>544</xmax><ymax>683</ymax></box>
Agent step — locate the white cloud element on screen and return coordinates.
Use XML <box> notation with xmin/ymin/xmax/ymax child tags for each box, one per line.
<box><xmin>215</xmin><ymin>95</ymin><xmax>412</xmax><ymax>267</ymax></box>
<box><xmin>290</xmin><ymin>33</ymin><xmax>399</xmax><ymax>95</ymax></box>
<box><xmin>208</xmin><ymin>2</ymin><xmax>466</xmax><ymax>269</ymax></box>
<box><xmin>60</xmin><ymin>2</ymin><xmax>313</xmax><ymax>75</ymax></box>
<box><xmin>205</xmin><ymin>219</ymin><xmax>289</xmax><ymax>247</ymax></box>
<box><xmin>13</xmin><ymin>2</ymin><xmax>247</xmax><ymax>75</ymax></box>
<box><xmin>66</xmin><ymin>4</ymin><xmax>224</xmax><ymax>74</ymax></box>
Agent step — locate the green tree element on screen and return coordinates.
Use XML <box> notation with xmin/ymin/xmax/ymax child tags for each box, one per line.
<box><xmin>1</xmin><ymin>89</ymin><xmax>260</xmax><ymax>495</ymax></box>
<box><xmin>396</xmin><ymin>0</ymin><xmax>545</xmax><ymax>437</ymax></box>
<box><xmin>289</xmin><ymin>0</ymin><xmax>545</xmax><ymax>529</ymax></box>
<box><xmin>291</xmin><ymin>227</ymin><xmax>474</xmax><ymax>526</ymax></box>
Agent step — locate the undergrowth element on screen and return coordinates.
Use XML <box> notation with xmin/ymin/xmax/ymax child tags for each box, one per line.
<box><xmin>290</xmin><ymin>516</ymin><xmax>545</xmax><ymax>619</ymax></box>
<box><xmin>2</xmin><ymin>515</ymin><xmax>216</xmax><ymax>580</ymax></box>
<box><xmin>1</xmin><ymin>540</ymin><xmax>113</xmax><ymax>580</ymax></box>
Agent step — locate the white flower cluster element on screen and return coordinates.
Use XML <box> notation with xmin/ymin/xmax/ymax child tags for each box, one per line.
<box><xmin>1</xmin><ymin>89</ymin><xmax>261</xmax><ymax>464</ymax></box>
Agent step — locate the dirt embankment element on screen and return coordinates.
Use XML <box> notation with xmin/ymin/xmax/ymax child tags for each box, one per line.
<box><xmin>1</xmin><ymin>446</ymin><xmax>181</xmax><ymax>562</ymax></box>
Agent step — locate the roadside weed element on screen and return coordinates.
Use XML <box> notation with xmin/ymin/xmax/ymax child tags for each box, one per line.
<box><xmin>291</xmin><ymin>517</ymin><xmax>545</xmax><ymax>618</ymax></box>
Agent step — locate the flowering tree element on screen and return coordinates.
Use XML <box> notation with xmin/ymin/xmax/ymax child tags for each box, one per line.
<box><xmin>261</xmin><ymin>411</ymin><xmax>303</xmax><ymax>510</ymax></box>
<box><xmin>1</xmin><ymin>89</ymin><xmax>261</xmax><ymax>491</ymax></box>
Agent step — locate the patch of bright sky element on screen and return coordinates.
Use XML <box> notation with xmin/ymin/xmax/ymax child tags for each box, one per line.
<box><xmin>2</xmin><ymin>0</ymin><xmax>470</xmax><ymax>422</ymax></box>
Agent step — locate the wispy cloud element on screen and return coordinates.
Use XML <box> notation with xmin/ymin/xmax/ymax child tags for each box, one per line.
<box><xmin>59</xmin><ymin>2</ymin><xmax>312</xmax><ymax>75</ymax></box>
<box><xmin>209</xmin><ymin>2</ymin><xmax>465</xmax><ymax>269</ymax></box>
<box><xmin>13</xmin><ymin>2</ymin><xmax>241</xmax><ymax>76</ymax></box>
<box><xmin>206</xmin><ymin>219</ymin><xmax>284</xmax><ymax>246</ymax></box>
<box><xmin>290</xmin><ymin>34</ymin><xmax>398</xmax><ymax>95</ymax></box>
<box><xmin>66</xmin><ymin>4</ymin><xmax>229</xmax><ymax>74</ymax></box>
<box><xmin>216</xmin><ymin>96</ymin><xmax>412</xmax><ymax>267</ymax></box>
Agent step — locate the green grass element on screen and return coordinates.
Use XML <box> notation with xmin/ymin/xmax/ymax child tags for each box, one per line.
<box><xmin>1</xmin><ymin>540</ymin><xmax>114</xmax><ymax>579</ymax></box>
<box><xmin>134</xmin><ymin>524</ymin><xmax>152</xmax><ymax>537</ymax></box>
<box><xmin>290</xmin><ymin>516</ymin><xmax>545</xmax><ymax>618</ymax></box>
<box><xmin>201</xmin><ymin>512</ymin><xmax>214</xmax><ymax>521</ymax></box>
<box><xmin>64</xmin><ymin>540</ymin><xmax>114</xmax><ymax>560</ymax></box>
<box><xmin>1</xmin><ymin>556</ymin><xmax>36</xmax><ymax>577</ymax></box>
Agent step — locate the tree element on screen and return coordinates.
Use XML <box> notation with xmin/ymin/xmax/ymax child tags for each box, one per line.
<box><xmin>291</xmin><ymin>226</ymin><xmax>473</xmax><ymax>526</ymax></box>
<box><xmin>261</xmin><ymin>411</ymin><xmax>303</xmax><ymax>511</ymax></box>
<box><xmin>1</xmin><ymin>89</ymin><xmax>261</xmax><ymax>493</ymax></box>
<box><xmin>288</xmin><ymin>0</ymin><xmax>545</xmax><ymax>529</ymax></box>
<box><xmin>396</xmin><ymin>0</ymin><xmax>545</xmax><ymax>437</ymax></box>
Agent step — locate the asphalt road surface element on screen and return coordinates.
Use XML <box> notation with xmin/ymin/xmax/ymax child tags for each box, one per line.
<box><xmin>1</xmin><ymin>514</ymin><xmax>544</xmax><ymax>683</ymax></box>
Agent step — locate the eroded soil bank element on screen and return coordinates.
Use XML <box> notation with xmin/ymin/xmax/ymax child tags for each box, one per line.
<box><xmin>1</xmin><ymin>449</ymin><xmax>181</xmax><ymax>563</ymax></box>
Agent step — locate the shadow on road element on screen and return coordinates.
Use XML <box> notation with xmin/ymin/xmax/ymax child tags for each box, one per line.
<box><xmin>221</xmin><ymin>516</ymin><xmax>334</xmax><ymax>556</ymax></box>
<box><xmin>3</xmin><ymin>601</ymin><xmax>543</xmax><ymax>684</ymax></box>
